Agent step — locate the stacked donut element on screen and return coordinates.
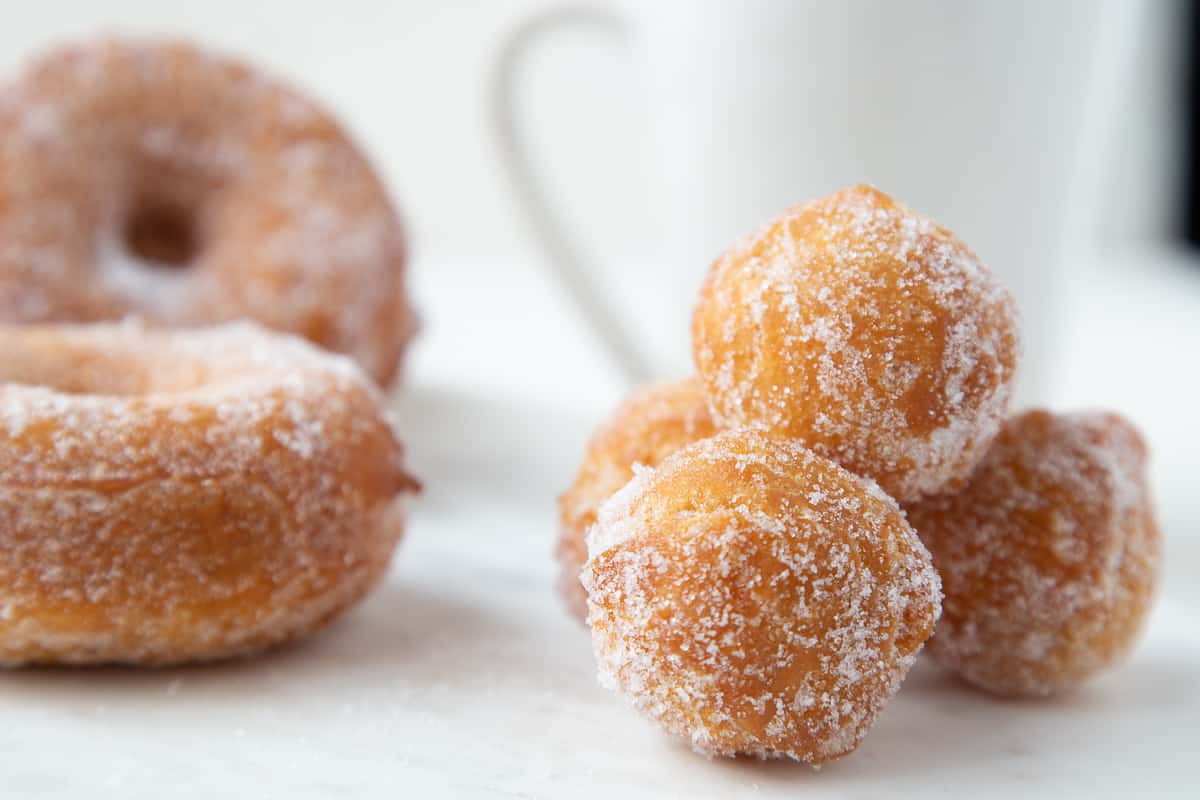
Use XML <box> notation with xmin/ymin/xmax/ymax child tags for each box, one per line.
<box><xmin>558</xmin><ymin>185</ymin><xmax>1161</xmax><ymax>764</ymax></box>
<box><xmin>0</xmin><ymin>40</ymin><xmax>419</xmax><ymax>665</ymax></box>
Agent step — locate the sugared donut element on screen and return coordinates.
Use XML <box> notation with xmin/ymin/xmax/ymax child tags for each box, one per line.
<box><xmin>0</xmin><ymin>39</ymin><xmax>416</xmax><ymax>385</ymax></box>
<box><xmin>582</xmin><ymin>428</ymin><xmax>941</xmax><ymax>764</ymax></box>
<box><xmin>557</xmin><ymin>378</ymin><xmax>717</xmax><ymax>621</ymax></box>
<box><xmin>0</xmin><ymin>321</ymin><xmax>418</xmax><ymax>666</ymax></box>
<box><xmin>906</xmin><ymin>410</ymin><xmax>1161</xmax><ymax>696</ymax></box>
<box><xmin>692</xmin><ymin>185</ymin><xmax>1019</xmax><ymax>502</ymax></box>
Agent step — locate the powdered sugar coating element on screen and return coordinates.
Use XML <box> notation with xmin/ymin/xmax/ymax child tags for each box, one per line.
<box><xmin>692</xmin><ymin>185</ymin><xmax>1019</xmax><ymax>502</ymax></box>
<box><xmin>0</xmin><ymin>321</ymin><xmax>418</xmax><ymax>665</ymax></box>
<box><xmin>557</xmin><ymin>378</ymin><xmax>717</xmax><ymax>621</ymax></box>
<box><xmin>906</xmin><ymin>409</ymin><xmax>1161</xmax><ymax>696</ymax></box>
<box><xmin>582</xmin><ymin>428</ymin><xmax>941</xmax><ymax>764</ymax></box>
<box><xmin>0</xmin><ymin>39</ymin><xmax>416</xmax><ymax>385</ymax></box>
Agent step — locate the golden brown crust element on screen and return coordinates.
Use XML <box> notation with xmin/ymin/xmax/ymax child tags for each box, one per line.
<box><xmin>0</xmin><ymin>39</ymin><xmax>416</xmax><ymax>385</ymax></box>
<box><xmin>556</xmin><ymin>378</ymin><xmax>717</xmax><ymax>620</ymax></box>
<box><xmin>692</xmin><ymin>185</ymin><xmax>1019</xmax><ymax>502</ymax></box>
<box><xmin>582</xmin><ymin>428</ymin><xmax>941</xmax><ymax>764</ymax></box>
<box><xmin>906</xmin><ymin>410</ymin><xmax>1161</xmax><ymax>696</ymax></box>
<box><xmin>0</xmin><ymin>321</ymin><xmax>417</xmax><ymax>665</ymax></box>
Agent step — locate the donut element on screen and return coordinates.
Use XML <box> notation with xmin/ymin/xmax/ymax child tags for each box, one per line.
<box><xmin>0</xmin><ymin>321</ymin><xmax>419</xmax><ymax>666</ymax></box>
<box><xmin>582</xmin><ymin>428</ymin><xmax>942</xmax><ymax>764</ymax></box>
<box><xmin>906</xmin><ymin>410</ymin><xmax>1161</xmax><ymax>696</ymax></box>
<box><xmin>692</xmin><ymin>185</ymin><xmax>1019</xmax><ymax>502</ymax></box>
<box><xmin>557</xmin><ymin>378</ymin><xmax>717</xmax><ymax>621</ymax></box>
<box><xmin>0</xmin><ymin>39</ymin><xmax>416</xmax><ymax>386</ymax></box>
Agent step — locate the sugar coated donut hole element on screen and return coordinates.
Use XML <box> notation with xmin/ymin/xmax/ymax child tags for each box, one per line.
<box><xmin>0</xmin><ymin>321</ymin><xmax>418</xmax><ymax>666</ymax></box>
<box><xmin>0</xmin><ymin>39</ymin><xmax>416</xmax><ymax>385</ymax></box>
<box><xmin>692</xmin><ymin>185</ymin><xmax>1019</xmax><ymax>502</ymax></box>
<box><xmin>582</xmin><ymin>428</ymin><xmax>942</xmax><ymax>764</ymax></box>
<box><xmin>557</xmin><ymin>378</ymin><xmax>717</xmax><ymax>620</ymax></box>
<box><xmin>906</xmin><ymin>410</ymin><xmax>1161</xmax><ymax>696</ymax></box>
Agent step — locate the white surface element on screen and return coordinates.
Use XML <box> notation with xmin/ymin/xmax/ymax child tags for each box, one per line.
<box><xmin>2</xmin><ymin>249</ymin><xmax>1199</xmax><ymax>798</ymax></box>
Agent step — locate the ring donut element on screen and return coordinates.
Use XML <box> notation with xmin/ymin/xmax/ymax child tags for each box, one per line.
<box><xmin>0</xmin><ymin>39</ymin><xmax>416</xmax><ymax>385</ymax></box>
<box><xmin>0</xmin><ymin>321</ymin><xmax>418</xmax><ymax>666</ymax></box>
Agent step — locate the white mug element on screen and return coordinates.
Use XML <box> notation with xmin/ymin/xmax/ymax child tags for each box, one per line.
<box><xmin>495</xmin><ymin>0</ymin><xmax>1139</xmax><ymax>404</ymax></box>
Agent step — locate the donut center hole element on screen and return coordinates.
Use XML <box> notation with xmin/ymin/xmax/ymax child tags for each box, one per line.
<box><xmin>122</xmin><ymin>201</ymin><xmax>198</xmax><ymax>268</ymax></box>
<box><xmin>0</xmin><ymin>345</ymin><xmax>211</xmax><ymax>397</ymax></box>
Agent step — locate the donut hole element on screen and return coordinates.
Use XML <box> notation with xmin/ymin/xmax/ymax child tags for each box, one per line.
<box><xmin>122</xmin><ymin>199</ymin><xmax>198</xmax><ymax>268</ymax></box>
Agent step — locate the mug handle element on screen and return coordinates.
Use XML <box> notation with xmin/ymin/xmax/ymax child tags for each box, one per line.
<box><xmin>491</xmin><ymin>4</ymin><xmax>652</xmax><ymax>383</ymax></box>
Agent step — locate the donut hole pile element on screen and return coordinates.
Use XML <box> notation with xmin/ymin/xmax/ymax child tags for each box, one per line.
<box><xmin>559</xmin><ymin>184</ymin><xmax>1162</xmax><ymax>764</ymax></box>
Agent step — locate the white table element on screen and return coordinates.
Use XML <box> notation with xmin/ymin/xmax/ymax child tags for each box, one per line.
<box><xmin>2</xmin><ymin>249</ymin><xmax>1198</xmax><ymax>798</ymax></box>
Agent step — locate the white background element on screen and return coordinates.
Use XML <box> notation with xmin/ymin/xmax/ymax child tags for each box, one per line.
<box><xmin>0</xmin><ymin>0</ymin><xmax>1183</xmax><ymax>259</ymax></box>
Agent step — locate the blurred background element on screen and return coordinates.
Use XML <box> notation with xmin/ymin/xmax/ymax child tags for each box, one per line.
<box><xmin>1</xmin><ymin>0</ymin><xmax>1196</xmax><ymax>540</ymax></box>
<box><xmin>4</xmin><ymin>0</ymin><xmax>1182</xmax><ymax>273</ymax></box>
